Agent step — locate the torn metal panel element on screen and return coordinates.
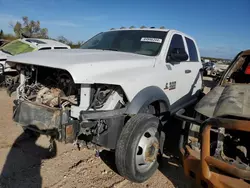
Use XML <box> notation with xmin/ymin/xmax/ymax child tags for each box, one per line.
<box><xmin>195</xmin><ymin>86</ymin><xmax>225</xmax><ymax>118</ymax></box>
<box><xmin>13</xmin><ymin>101</ymin><xmax>67</xmax><ymax>130</ymax></box>
<box><xmin>214</xmin><ymin>84</ymin><xmax>250</xmax><ymax>118</ymax></box>
<box><xmin>195</xmin><ymin>84</ymin><xmax>250</xmax><ymax>119</ymax></box>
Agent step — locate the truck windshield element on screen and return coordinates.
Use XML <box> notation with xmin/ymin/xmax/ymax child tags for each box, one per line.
<box><xmin>0</xmin><ymin>40</ymin><xmax>35</xmax><ymax>56</ymax></box>
<box><xmin>81</xmin><ymin>30</ymin><xmax>168</xmax><ymax>56</ymax></box>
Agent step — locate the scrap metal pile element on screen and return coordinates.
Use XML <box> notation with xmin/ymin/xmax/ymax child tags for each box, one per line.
<box><xmin>176</xmin><ymin>50</ymin><xmax>250</xmax><ymax>188</ymax></box>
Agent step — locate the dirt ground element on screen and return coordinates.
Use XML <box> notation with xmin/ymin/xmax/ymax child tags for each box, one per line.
<box><xmin>0</xmin><ymin>77</ymin><xmax>214</xmax><ymax>188</ymax></box>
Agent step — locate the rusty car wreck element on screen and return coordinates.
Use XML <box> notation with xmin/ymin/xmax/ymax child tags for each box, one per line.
<box><xmin>176</xmin><ymin>50</ymin><xmax>250</xmax><ymax>187</ymax></box>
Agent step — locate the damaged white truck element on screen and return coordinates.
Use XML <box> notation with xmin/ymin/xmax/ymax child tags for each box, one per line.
<box><xmin>6</xmin><ymin>27</ymin><xmax>203</xmax><ymax>183</ymax></box>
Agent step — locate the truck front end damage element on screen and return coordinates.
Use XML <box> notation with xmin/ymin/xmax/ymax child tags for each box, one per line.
<box><xmin>12</xmin><ymin>63</ymin><xmax>128</xmax><ymax>150</ymax></box>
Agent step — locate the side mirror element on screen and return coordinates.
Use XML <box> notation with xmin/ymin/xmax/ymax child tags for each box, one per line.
<box><xmin>168</xmin><ymin>48</ymin><xmax>188</xmax><ymax>62</ymax></box>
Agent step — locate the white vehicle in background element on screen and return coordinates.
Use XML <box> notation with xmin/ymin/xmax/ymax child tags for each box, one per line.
<box><xmin>0</xmin><ymin>38</ymin><xmax>70</xmax><ymax>88</ymax></box>
<box><xmin>0</xmin><ymin>39</ymin><xmax>9</xmax><ymax>47</ymax></box>
<box><xmin>7</xmin><ymin>27</ymin><xmax>203</xmax><ymax>183</ymax></box>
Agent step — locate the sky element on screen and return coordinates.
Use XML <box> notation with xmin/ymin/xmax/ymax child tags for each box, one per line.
<box><xmin>0</xmin><ymin>0</ymin><xmax>249</xmax><ymax>59</ymax></box>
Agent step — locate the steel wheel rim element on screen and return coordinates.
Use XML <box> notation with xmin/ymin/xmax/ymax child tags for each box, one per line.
<box><xmin>135</xmin><ymin>126</ymin><xmax>159</xmax><ymax>173</ymax></box>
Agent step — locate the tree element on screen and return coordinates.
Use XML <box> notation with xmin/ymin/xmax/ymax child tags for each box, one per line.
<box><xmin>2</xmin><ymin>33</ymin><xmax>17</xmax><ymax>41</ymax></box>
<box><xmin>56</xmin><ymin>36</ymin><xmax>84</xmax><ymax>49</ymax></box>
<box><xmin>57</xmin><ymin>36</ymin><xmax>71</xmax><ymax>45</ymax></box>
<box><xmin>10</xmin><ymin>16</ymin><xmax>48</xmax><ymax>38</ymax></box>
<box><xmin>0</xmin><ymin>30</ymin><xmax>3</xmax><ymax>39</ymax></box>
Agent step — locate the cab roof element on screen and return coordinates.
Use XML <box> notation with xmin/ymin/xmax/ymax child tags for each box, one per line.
<box><xmin>106</xmin><ymin>27</ymin><xmax>194</xmax><ymax>40</ymax></box>
<box><xmin>108</xmin><ymin>27</ymin><xmax>170</xmax><ymax>32</ymax></box>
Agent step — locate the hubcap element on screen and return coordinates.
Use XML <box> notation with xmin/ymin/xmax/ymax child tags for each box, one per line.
<box><xmin>135</xmin><ymin>127</ymin><xmax>159</xmax><ymax>173</ymax></box>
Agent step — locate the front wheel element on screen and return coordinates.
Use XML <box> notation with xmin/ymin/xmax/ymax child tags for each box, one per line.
<box><xmin>115</xmin><ymin>114</ymin><xmax>160</xmax><ymax>183</ymax></box>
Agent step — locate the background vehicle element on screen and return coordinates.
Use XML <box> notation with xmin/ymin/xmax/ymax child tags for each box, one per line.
<box><xmin>202</xmin><ymin>61</ymin><xmax>215</xmax><ymax>76</ymax></box>
<box><xmin>0</xmin><ymin>38</ymin><xmax>70</xmax><ymax>89</ymax></box>
<box><xmin>7</xmin><ymin>27</ymin><xmax>203</xmax><ymax>183</ymax></box>
<box><xmin>176</xmin><ymin>49</ymin><xmax>250</xmax><ymax>188</ymax></box>
<box><xmin>0</xmin><ymin>39</ymin><xmax>9</xmax><ymax>47</ymax></box>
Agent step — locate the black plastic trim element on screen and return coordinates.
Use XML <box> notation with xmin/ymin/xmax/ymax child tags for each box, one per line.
<box><xmin>125</xmin><ymin>86</ymin><xmax>170</xmax><ymax>114</ymax></box>
<box><xmin>91</xmin><ymin>116</ymin><xmax>125</xmax><ymax>149</ymax></box>
<box><xmin>174</xmin><ymin>108</ymin><xmax>203</xmax><ymax>125</ymax></box>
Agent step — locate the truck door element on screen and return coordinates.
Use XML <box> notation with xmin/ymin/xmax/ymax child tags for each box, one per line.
<box><xmin>163</xmin><ymin>33</ymin><xmax>191</xmax><ymax>105</ymax></box>
<box><xmin>183</xmin><ymin>36</ymin><xmax>203</xmax><ymax>96</ymax></box>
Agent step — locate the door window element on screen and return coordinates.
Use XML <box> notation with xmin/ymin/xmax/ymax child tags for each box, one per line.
<box><xmin>185</xmin><ymin>37</ymin><xmax>198</xmax><ymax>62</ymax></box>
<box><xmin>167</xmin><ymin>34</ymin><xmax>185</xmax><ymax>61</ymax></box>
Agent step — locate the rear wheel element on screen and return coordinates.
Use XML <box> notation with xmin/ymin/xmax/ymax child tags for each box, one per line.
<box><xmin>115</xmin><ymin>114</ymin><xmax>160</xmax><ymax>183</ymax></box>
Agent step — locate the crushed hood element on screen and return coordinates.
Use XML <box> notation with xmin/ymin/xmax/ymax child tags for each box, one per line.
<box><xmin>6</xmin><ymin>49</ymin><xmax>155</xmax><ymax>83</ymax></box>
<box><xmin>195</xmin><ymin>84</ymin><xmax>250</xmax><ymax>119</ymax></box>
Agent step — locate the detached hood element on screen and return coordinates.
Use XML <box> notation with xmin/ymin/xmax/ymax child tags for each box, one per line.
<box><xmin>195</xmin><ymin>84</ymin><xmax>250</xmax><ymax>119</ymax></box>
<box><xmin>7</xmin><ymin>49</ymin><xmax>156</xmax><ymax>83</ymax></box>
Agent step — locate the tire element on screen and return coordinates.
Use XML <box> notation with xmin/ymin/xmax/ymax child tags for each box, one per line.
<box><xmin>115</xmin><ymin>113</ymin><xmax>160</xmax><ymax>183</ymax></box>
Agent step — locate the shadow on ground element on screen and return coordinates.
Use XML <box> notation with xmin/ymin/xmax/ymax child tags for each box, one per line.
<box><xmin>99</xmin><ymin>150</ymin><xmax>118</xmax><ymax>174</ymax></box>
<box><xmin>159</xmin><ymin>117</ymin><xmax>197</xmax><ymax>188</ymax></box>
<box><xmin>0</xmin><ymin>132</ymin><xmax>57</xmax><ymax>188</ymax></box>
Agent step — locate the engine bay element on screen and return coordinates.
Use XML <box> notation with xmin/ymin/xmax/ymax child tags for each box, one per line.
<box><xmin>18</xmin><ymin>65</ymin><xmax>79</xmax><ymax>108</ymax></box>
<box><xmin>12</xmin><ymin>64</ymin><xmax>126</xmax><ymax>113</ymax></box>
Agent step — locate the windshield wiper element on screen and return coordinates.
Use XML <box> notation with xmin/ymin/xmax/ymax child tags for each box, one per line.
<box><xmin>0</xmin><ymin>49</ymin><xmax>12</xmax><ymax>55</ymax></box>
<box><xmin>103</xmin><ymin>48</ymin><xmax>118</xmax><ymax>51</ymax></box>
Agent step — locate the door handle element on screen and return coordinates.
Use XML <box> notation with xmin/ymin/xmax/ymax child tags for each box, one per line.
<box><xmin>185</xmin><ymin>69</ymin><xmax>191</xmax><ymax>74</ymax></box>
